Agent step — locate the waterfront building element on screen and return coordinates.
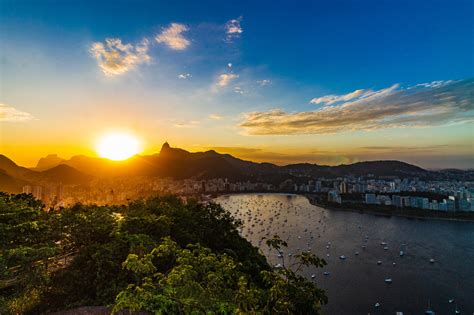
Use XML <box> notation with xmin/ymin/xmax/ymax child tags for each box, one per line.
<box><xmin>339</xmin><ymin>181</ymin><xmax>348</xmax><ymax>194</ymax></box>
<box><xmin>392</xmin><ymin>195</ymin><xmax>402</xmax><ymax>208</ymax></box>
<box><xmin>365</xmin><ymin>193</ymin><xmax>377</xmax><ymax>205</ymax></box>
<box><xmin>22</xmin><ymin>185</ymin><xmax>32</xmax><ymax>194</ymax></box>
<box><xmin>328</xmin><ymin>190</ymin><xmax>342</xmax><ymax>204</ymax></box>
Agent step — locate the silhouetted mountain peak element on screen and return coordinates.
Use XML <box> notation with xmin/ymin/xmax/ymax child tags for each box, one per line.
<box><xmin>0</xmin><ymin>145</ymin><xmax>450</xmax><ymax>185</ymax></box>
<box><xmin>161</xmin><ymin>142</ymin><xmax>171</xmax><ymax>152</ymax></box>
<box><xmin>35</xmin><ymin>154</ymin><xmax>65</xmax><ymax>171</ymax></box>
<box><xmin>0</xmin><ymin>154</ymin><xmax>18</xmax><ymax>168</ymax></box>
<box><xmin>40</xmin><ymin>164</ymin><xmax>91</xmax><ymax>184</ymax></box>
<box><xmin>0</xmin><ymin>155</ymin><xmax>36</xmax><ymax>179</ymax></box>
<box><xmin>159</xmin><ymin>142</ymin><xmax>191</xmax><ymax>158</ymax></box>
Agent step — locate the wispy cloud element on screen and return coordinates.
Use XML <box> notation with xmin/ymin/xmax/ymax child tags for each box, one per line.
<box><xmin>414</xmin><ymin>80</ymin><xmax>454</xmax><ymax>89</ymax></box>
<box><xmin>209</xmin><ymin>114</ymin><xmax>223</xmax><ymax>120</ymax></box>
<box><xmin>174</xmin><ymin>120</ymin><xmax>200</xmax><ymax>128</ymax></box>
<box><xmin>233</xmin><ymin>87</ymin><xmax>244</xmax><ymax>94</ymax></box>
<box><xmin>0</xmin><ymin>103</ymin><xmax>35</xmax><ymax>122</ymax></box>
<box><xmin>225</xmin><ymin>17</ymin><xmax>243</xmax><ymax>41</ymax></box>
<box><xmin>240</xmin><ymin>79</ymin><xmax>474</xmax><ymax>135</ymax></box>
<box><xmin>90</xmin><ymin>38</ymin><xmax>150</xmax><ymax>76</ymax></box>
<box><xmin>257</xmin><ymin>79</ymin><xmax>271</xmax><ymax>86</ymax></box>
<box><xmin>155</xmin><ymin>23</ymin><xmax>190</xmax><ymax>50</ymax></box>
<box><xmin>217</xmin><ymin>73</ymin><xmax>239</xmax><ymax>87</ymax></box>
<box><xmin>310</xmin><ymin>89</ymin><xmax>367</xmax><ymax>105</ymax></box>
<box><xmin>178</xmin><ymin>73</ymin><xmax>192</xmax><ymax>79</ymax></box>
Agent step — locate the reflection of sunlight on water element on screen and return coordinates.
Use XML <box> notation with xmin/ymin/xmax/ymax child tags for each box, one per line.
<box><xmin>215</xmin><ymin>193</ymin><xmax>474</xmax><ymax>314</ymax></box>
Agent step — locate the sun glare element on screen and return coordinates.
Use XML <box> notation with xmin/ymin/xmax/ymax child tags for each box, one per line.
<box><xmin>96</xmin><ymin>132</ymin><xmax>141</xmax><ymax>160</ymax></box>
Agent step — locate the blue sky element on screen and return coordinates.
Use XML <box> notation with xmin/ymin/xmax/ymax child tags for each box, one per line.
<box><xmin>1</xmin><ymin>0</ymin><xmax>473</xmax><ymax>168</ymax></box>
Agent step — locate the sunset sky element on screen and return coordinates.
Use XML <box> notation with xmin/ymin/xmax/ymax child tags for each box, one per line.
<box><xmin>1</xmin><ymin>0</ymin><xmax>473</xmax><ymax>169</ymax></box>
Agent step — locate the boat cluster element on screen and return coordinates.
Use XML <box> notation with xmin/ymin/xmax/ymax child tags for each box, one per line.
<box><xmin>217</xmin><ymin>194</ymin><xmax>451</xmax><ymax>314</ymax></box>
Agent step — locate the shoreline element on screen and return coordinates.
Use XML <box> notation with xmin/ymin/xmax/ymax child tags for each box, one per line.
<box><xmin>211</xmin><ymin>192</ymin><xmax>474</xmax><ymax>222</ymax></box>
<box><xmin>303</xmin><ymin>194</ymin><xmax>474</xmax><ymax>223</ymax></box>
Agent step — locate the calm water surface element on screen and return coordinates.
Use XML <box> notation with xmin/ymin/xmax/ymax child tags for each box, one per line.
<box><xmin>215</xmin><ymin>193</ymin><xmax>474</xmax><ymax>314</ymax></box>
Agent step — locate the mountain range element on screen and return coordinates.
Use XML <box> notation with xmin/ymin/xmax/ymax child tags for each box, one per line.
<box><xmin>0</xmin><ymin>142</ymin><xmax>471</xmax><ymax>193</ymax></box>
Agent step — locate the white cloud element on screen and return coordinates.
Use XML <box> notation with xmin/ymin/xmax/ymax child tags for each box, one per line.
<box><xmin>209</xmin><ymin>114</ymin><xmax>223</xmax><ymax>120</ymax></box>
<box><xmin>217</xmin><ymin>73</ymin><xmax>239</xmax><ymax>87</ymax></box>
<box><xmin>240</xmin><ymin>79</ymin><xmax>474</xmax><ymax>135</ymax></box>
<box><xmin>257</xmin><ymin>79</ymin><xmax>271</xmax><ymax>86</ymax></box>
<box><xmin>178</xmin><ymin>73</ymin><xmax>192</xmax><ymax>79</ymax></box>
<box><xmin>233</xmin><ymin>87</ymin><xmax>244</xmax><ymax>94</ymax></box>
<box><xmin>414</xmin><ymin>80</ymin><xmax>454</xmax><ymax>89</ymax></box>
<box><xmin>90</xmin><ymin>38</ymin><xmax>150</xmax><ymax>76</ymax></box>
<box><xmin>0</xmin><ymin>103</ymin><xmax>35</xmax><ymax>122</ymax></box>
<box><xmin>155</xmin><ymin>23</ymin><xmax>190</xmax><ymax>50</ymax></box>
<box><xmin>225</xmin><ymin>17</ymin><xmax>243</xmax><ymax>41</ymax></box>
<box><xmin>310</xmin><ymin>89</ymin><xmax>367</xmax><ymax>105</ymax></box>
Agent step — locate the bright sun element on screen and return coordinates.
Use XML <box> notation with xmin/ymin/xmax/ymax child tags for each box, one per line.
<box><xmin>96</xmin><ymin>132</ymin><xmax>141</xmax><ymax>160</ymax></box>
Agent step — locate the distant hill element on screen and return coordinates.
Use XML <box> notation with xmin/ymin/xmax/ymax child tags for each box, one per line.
<box><xmin>3</xmin><ymin>143</ymin><xmax>467</xmax><ymax>188</ymax></box>
<box><xmin>0</xmin><ymin>169</ymin><xmax>28</xmax><ymax>193</ymax></box>
<box><xmin>335</xmin><ymin>160</ymin><xmax>427</xmax><ymax>177</ymax></box>
<box><xmin>34</xmin><ymin>154</ymin><xmax>65</xmax><ymax>171</ymax></box>
<box><xmin>140</xmin><ymin>143</ymin><xmax>433</xmax><ymax>180</ymax></box>
<box><xmin>0</xmin><ymin>155</ymin><xmax>92</xmax><ymax>187</ymax></box>
<box><xmin>0</xmin><ymin>155</ymin><xmax>37</xmax><ymax>179</ymax></box>
<box><xmin>51</xmin><ymin>142</ymin><xmax>273</xmax><ymax>179</ymax></box>
<box><xmin>155</xmin><ymin>142</ymin><xmax>260</xmax><ymax>179</ymax></box>
<box><xmin>38</xmin><ymin>164</ymin><xmax>92</xmax><ymax>185</ymax></box>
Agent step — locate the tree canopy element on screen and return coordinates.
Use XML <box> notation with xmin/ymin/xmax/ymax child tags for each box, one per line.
<box><xmin>0</xmin><ymin>193</ymin><xmax>327</xmax><ymax>314</ymax></box>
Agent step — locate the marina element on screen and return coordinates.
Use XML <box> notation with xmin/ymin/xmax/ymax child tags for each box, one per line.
<box><xmin>215</xmin><ymin>193</ymin><xmax>474</xmax><ymax>314</ymax></box>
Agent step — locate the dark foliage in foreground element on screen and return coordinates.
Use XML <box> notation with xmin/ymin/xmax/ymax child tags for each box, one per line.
<box><xmin>0</xmin><ymin>192</ymin><xmax>327</xmax><ymax>314</ymax></box>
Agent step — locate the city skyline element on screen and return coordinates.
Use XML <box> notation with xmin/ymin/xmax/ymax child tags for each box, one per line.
<box><xmin>1</xmin><ymin>0</ymin><xmax>473</xmax><ymax>168</ymax></box>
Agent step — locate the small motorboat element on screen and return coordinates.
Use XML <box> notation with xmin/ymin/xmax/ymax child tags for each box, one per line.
<box><xmin>429</xmin><ymin>258</ymin><xmax>436</xmax><ymax>263</ymax></box>
<box><xmin>425</xmin><ymin>300</ymin><xmax>435</xmax><ymax>314</ymax></box>
<box><xmin>339</xmin><ymin>255</ymin><xmax>346</xmax><ymax>260</ymax></box>
<box><xmin>323</xmin><ymin>271</ymin><xmax>330</xmax><ymax>276</ymax></box>
<box><xmin>400</xmin><ymin>250</ymin><xmax>404</xmax><ymax>257</ymax></box>
<box><xmin>455</xmin><ymin>304</ymin><xmax>460</xmax><ymax>314</ymax></box>
<box><xmin>375</xmin><ymin>302</ymin><xmax>380</xmax><ymax>308</ymax></box>
<box><xmin>384</xmin><ymin>278</ymin><xmax>393</xmax><ymax>284</ymax></box>
<box><xmin>377</xmin><ymin>260</ymin><xmax>382</xmax><ymax>265</ymax></box>
<box><xmin>311</xmin><ymin>274</ymin><xmax>316</xmax><ymax>279</ymax></box>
